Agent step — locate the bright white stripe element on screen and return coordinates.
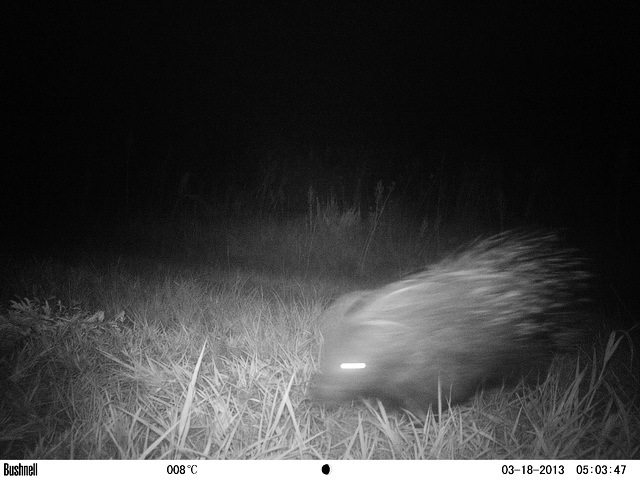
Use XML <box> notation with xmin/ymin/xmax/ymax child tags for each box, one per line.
<box><xmin>340</xmin><ymin>362</ymin><xmax>366</xmax><ymax>370</ymax></box>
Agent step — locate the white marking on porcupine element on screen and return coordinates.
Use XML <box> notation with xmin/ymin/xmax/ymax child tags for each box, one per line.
<box><xmin>311</xmin><ymin>231</ymin><xmax>590</xmax><ymax>415</ymax></box>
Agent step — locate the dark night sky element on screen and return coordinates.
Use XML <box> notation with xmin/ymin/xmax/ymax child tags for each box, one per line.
<box><xmin>2</xmin><ymin>1</ymin><xmax>639</xmax><ymax>245</ymax></box>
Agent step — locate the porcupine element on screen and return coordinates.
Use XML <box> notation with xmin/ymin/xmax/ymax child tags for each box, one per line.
<box><xmin>311</xmin><ymin>231</ymin><xmax>590</xmax><ymax>415</ymax></box>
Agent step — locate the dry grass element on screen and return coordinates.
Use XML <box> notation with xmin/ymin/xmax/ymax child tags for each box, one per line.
<box><xmin>1</xmin><ymin>255</ymin><xmax>637</xmax><ymax>459</ymax></box>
